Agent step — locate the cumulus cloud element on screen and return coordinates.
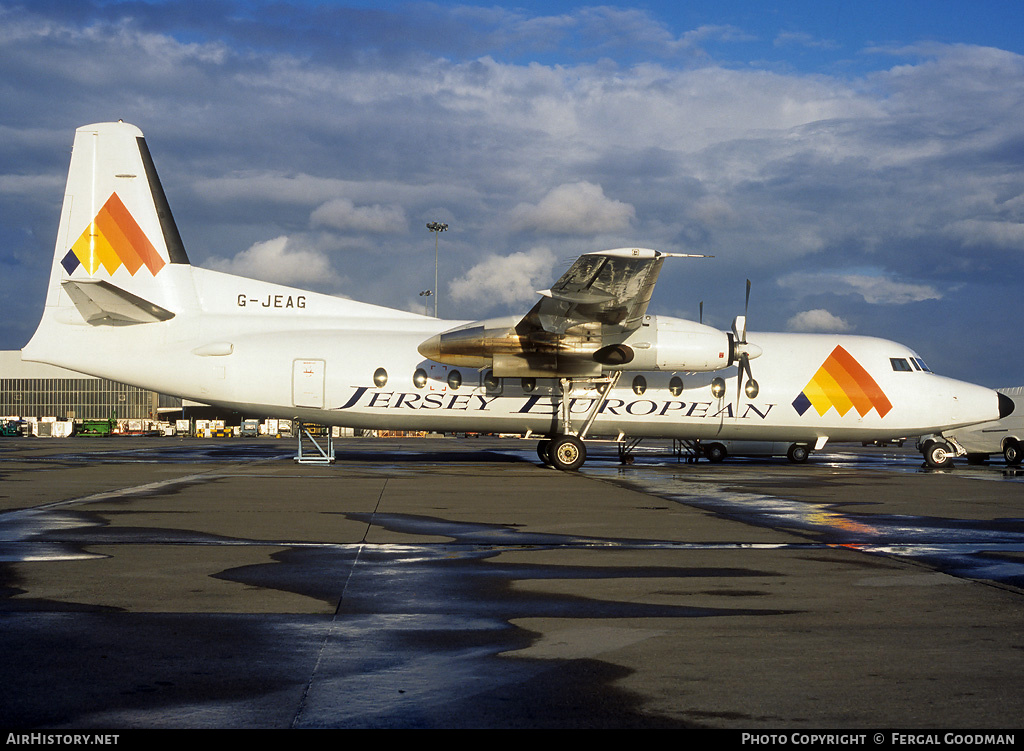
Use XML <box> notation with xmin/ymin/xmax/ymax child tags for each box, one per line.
<box><xmin>840</xmin><ymin>275</ymin><xmax>942</xmax><ymax>304</ymax></box>
<box><xmin>779</xmin><ymin>272</ymin><xmax>942</xmax><ymax>305</ymax></box>
<box><xmin>947</xmin><ymin>219</ymin><xmax>1024</xmax><ymax>249</ymax></box>
<box><xmin>786</xmin><ymin>309</ymin><xmax>853</xmax><ymax>333</ymax></box>
<box><xmin>208</xmin><ymin>236</ymin><xmax>339</xmax><ymax>286</ymax></box>
<box><xmin>0</xmin><ymin>173</ymin><xmax>63</xmax><ymax>195</ymax></box>
<box><xmin>511</xmin><ymin>182</ymin><xmax>635</xmax><ymax>235</ymax></box>
<box><xmin>449</xmin><ymin>247</ymin><xmax>557</xmax><ymax>307</ymax></box>
<box><xmin>774</xmin><ymin>31</ymin><xmax>840</xmax><ymax>50</ymax></box>
<box><xmin>310</xmin><ymin>198</ymin><xmax>407</xmax><ymax>233</ymax></box>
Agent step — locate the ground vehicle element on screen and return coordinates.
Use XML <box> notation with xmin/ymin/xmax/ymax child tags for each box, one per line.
<box><xmin>701</xmin><ymin>440</ymin><xmax>813</xmax><ymax>463</ymax></box>
<box><xmin>1</xmin><ymin>420</ymin><xmax>26</xmax><ymax>437</ymax></box>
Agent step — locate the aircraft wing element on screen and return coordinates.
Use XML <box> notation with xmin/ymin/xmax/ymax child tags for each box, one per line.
<box><xmin>419</xmin><ymin>248</ymin><xmax>709</xmax><ymax>377</ymax></box>
<box><xmin>520</xmin><ymin>248</ymin><xmax>687</xmax><ymax>336</ymax></box>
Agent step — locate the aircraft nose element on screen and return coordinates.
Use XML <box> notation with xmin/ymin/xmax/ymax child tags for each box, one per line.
<box><xmin>945</xmin><ymin>379</ymin><xmax>1004</xmax><ymax>427</ymax></box>
<box><xmin>999</xmin><ymin>392</ymin><xmax>1015</xmax><ymax>419</ymax></box>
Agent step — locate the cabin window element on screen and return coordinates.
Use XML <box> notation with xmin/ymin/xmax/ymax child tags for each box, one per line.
<box><xmin>373</xmin><ymin>368</ymin><xmax>388</xmax><ymax>387</ymax></box>
<box><xmin>710</xmin><ymin>377</ymin><xmax>726</xmax><ymax>398</ymax></box>
<box><xmin>632</xmin><ymin>375</ymin><xmax>647</xmax><ymax>395</ymax></box>
<box><xmin>890</xmin><ymin>358</ymin><xmax>913</xmax><ymax>372</ymax></box>
<box><xmin>669</xmin><ymin>376</ymin><xmax>684</xmax><ymax>397</ymax></box>
<box><xmin>413</xmin><ymin>368</ymin><xmax>428</xmax><ymax>389</ymax></box>
<box><xmin>521</xmin><ymin>377</ymin><xmax>536</xmax><ymax>392</ymax></box>
<box><xmin>447</xmin><ymin>370</ymin><xmax>462</xmax><ymax>390</ymax></box>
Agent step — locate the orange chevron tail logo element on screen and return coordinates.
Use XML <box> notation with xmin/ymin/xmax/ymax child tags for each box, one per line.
<box><xmin>61</xmin><ymin>192</ymin><xmax>165</xmax><ymax>276</ymax></box>
<box><xmin>792</xmin><ymin>345</ymin><xmax>892</xmax><ymax>418</ymax></box>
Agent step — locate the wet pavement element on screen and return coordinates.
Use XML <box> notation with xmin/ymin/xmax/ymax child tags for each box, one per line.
<box><xmin>582</xmin><ymin>445</ymin><xmax>1024</xmax><ymax>591</ymax></box>
<box><xmin>0</xmin><ymin>437</ymin><xmax>1022</xmax><ymax>728</ymax></box>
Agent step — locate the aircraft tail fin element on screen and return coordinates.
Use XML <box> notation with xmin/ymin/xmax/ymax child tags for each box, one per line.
<box><xmin>24</xmin><ymin>122</ymin><xmax>197</xmax><ymax>363</ymax></box>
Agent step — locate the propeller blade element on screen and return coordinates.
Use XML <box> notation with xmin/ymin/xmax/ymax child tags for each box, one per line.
<box><xmin>699</xmin><ymin>301</ymin><xmax>703</xmax><ymax>325</ymax></box>
<box><xmin>735</xmin><ymin>352</ymin><xmax>748</xmax><ymax>408</ymax></box>
<box><xmin>732</xmin><ymin>315</ymin><xmax>746</xmax><ymax>343</ymax></box>
<box><xmin>735</xmin><ymin>280</ymin><xmax>757</xmax><ymax>404</ymax></box>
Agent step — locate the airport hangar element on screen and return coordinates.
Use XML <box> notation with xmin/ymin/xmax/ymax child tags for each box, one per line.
<box><xmin>0</xmin><ymin>350</ymin><xmax>177</xmax><ymax>423</ymax></box>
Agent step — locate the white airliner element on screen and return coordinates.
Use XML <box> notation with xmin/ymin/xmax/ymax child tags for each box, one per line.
<box><xmin>21</xmin><ymin>122</ymin><xmax>1013</xmax><ymax>469</ymax></box>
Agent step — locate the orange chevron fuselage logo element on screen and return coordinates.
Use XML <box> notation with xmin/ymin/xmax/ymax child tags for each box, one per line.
<box><xmin>60</xmin><ymin>192</ymin><xmax>165</xmax><ymax>276</ymax></box>
<box><xmin>792</xmin><ymin>345</ymin><xmax>892</xmax><ymax>418</ymax></box>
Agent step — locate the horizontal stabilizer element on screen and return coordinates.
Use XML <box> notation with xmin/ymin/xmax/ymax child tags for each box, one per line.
<box><xmin>61</xmin><ymin>279</ymin><xmax>175</xmax><ymax>325</ymax></box>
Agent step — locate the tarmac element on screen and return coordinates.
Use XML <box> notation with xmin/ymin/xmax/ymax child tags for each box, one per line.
<box><xmin>0</xmin><ymin>436</ymin><xmax>1022</xmax><ymax>729</ymax></box>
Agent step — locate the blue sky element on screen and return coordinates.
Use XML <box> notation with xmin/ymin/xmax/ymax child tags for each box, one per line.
<box><xmin>2</xmin><ymin>0</ymin><xmax>1024</xmax><ymax>386</ymax></box>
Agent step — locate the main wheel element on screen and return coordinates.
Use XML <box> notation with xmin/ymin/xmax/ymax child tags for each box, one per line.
<box><xmin>1004</xmin><ymin>441</ymin><xmax>1023</xmax><ymax>466</ymax></box>
<box><xmin>548</xmin><ymin>435</ymin><xmax>586</xmax><ymax>471</ymax></box>
<box><xmin>704</xmin><ymin>443</ymin><xmax>727</xmax><ymax>463</ymax></box>
<box><xmin>536</xmin><ymin>439</ymin><xmax>552</xmax><ymax>465</ymax></box>
<box><xmin>924</xmin><ymin>440</ymin><xmax>954</xmax><ymax>468</ymax></box>
<box><xmin>787</xmin><ymin>444</ymin><xmax>810</xmax><ymax>463</ymax></box>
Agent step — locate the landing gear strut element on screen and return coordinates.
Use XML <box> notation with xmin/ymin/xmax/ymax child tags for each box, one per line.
<box><xmin>537</xmin><ymin>372</ymin><xmax>621</xmax><ymax>471</ymax></box>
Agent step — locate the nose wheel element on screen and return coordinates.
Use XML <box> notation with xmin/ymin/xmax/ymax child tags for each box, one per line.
<box><xmin>923</xmin><ymin>440</ymin><xmax>954</xmax><ymax>468</ymax></box>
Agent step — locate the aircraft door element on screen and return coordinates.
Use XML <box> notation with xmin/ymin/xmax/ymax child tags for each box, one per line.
<box><xmin>293</xmin><ymin>359</ymin><xmax>325</xmax><ymax>408</ymax></box>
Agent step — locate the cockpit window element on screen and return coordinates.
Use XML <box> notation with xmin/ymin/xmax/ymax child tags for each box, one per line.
<box><xmin>913</xmin><ymin>357</ymin><xmax>932</xmax><ymax>372</ymax></box>
<box><xmin>890</xmin><ymin>358</ymin><xmax>913</xmax><ymax>372</ymax></box>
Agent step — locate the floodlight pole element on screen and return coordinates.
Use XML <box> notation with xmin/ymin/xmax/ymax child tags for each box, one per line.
<box><xmin>426</xmin><ymin>222</ymin><xmax>448</xmax><ymax>317</ymax></box>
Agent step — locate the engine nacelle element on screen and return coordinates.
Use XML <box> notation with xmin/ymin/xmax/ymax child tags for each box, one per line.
<box><xmin>602</xmin><ymin>315</ymin><xmax>733</xmax><ymax>372</ymax></box>
<box><xmin>417</xmin><ymin>315</ymin><xmax>524</xmax><ymax>369</ymax></box>
<box><xmin>418</xmin><ymin>313</ymin><xmax>747</xmax><ymax>376</ymax></box>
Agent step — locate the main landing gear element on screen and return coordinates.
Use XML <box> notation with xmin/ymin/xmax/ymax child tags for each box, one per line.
<box><xmin>542</xmin><ymin>434</ymin><xmax>587</xmax><ymax>471</ymax></box>
<box><xmin>536</xmin><ymin>373</ymin><xmax>620</xmax><ymax>471</ymax></box>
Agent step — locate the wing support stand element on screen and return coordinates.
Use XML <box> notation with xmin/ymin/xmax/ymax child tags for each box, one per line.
<box><xmin>617</xmin><ymin>438</ymin><xmax>701</xmax><ymax>465</ymax></box>
<box><xmin>673</xmin><ymin>439</ymin><xmax>701</xmax><ymax>463</ymax></box>
<box><xmin>617</xmin><ymin>437</ymin><xmax>643</xmax><ymax>464</ymax></box>
<box><xmin>295</xmin><ymin>421</ymin><xmax>335</xmax><ymax>464</ymax></box>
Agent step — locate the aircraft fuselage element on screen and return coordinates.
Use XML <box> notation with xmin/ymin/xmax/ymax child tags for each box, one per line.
<box><xmin>28</xmin><ymin>267</ymin><xmax>995</xmax><ymax>445</ymax></box>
